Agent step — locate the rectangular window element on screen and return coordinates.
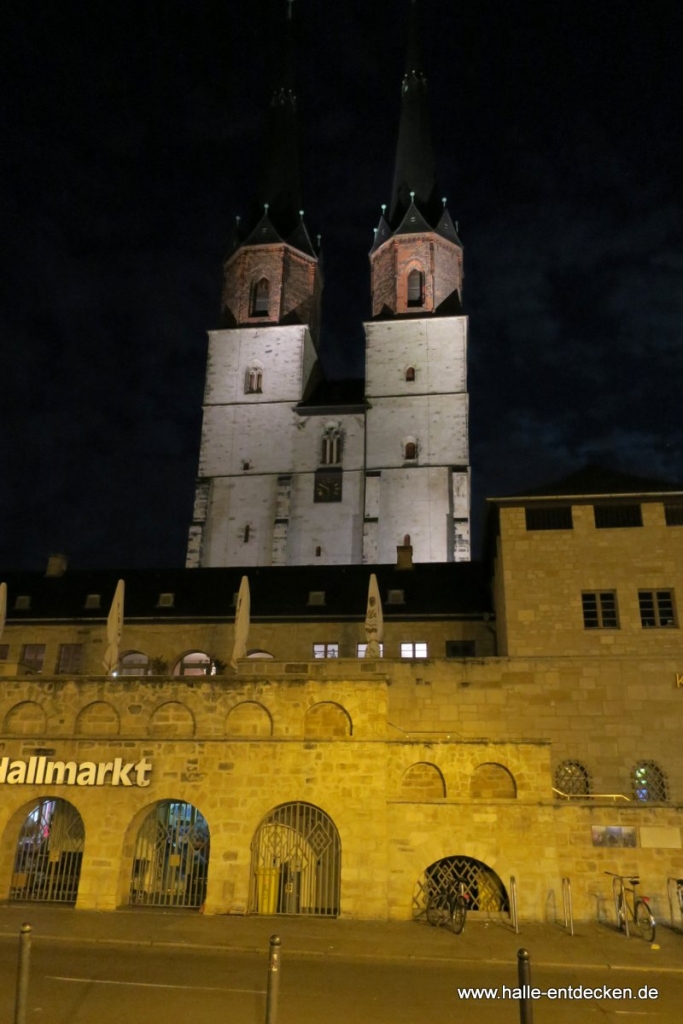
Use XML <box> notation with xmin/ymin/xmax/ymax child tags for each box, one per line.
<box><xmin>400</xmin><ymin>642</ymin><xmax>428</xmax><ymax>658</ymax></box>
<box><xmin>525</xmin><ymin>506</ymin><xmax>573</xmax><ymax>530</ymax></box>
<box><xmin>312</xmin><ymin>643</ymin><xmax>339</xmax><ymax>659</ymax></box>
<box><xmin>387</xmin><ymin>589</ymin><xmax>405</xmax><ymax>605</ymax></box>
<box><xmin>21</xmin><ymin>644</ymin><xmax>46</xmax><ymax>672</ymax></box>
<box><xmin>157</xmin><ymin>593</ymin><xmax>174</xmax><ymax>607</ymax></box>
<box><xmin>638</xmin><ymin>590</ymin><xmax>677</xmax><ymax>628</ymax></box>
<box><xmin>582</xmin><ymin>591</ymin><xmax>619</xmax><ymax>629</ymax></box>
<box><xmin>84</xmin><ymin>594</ymin><xmax>101</xmax><ymax>609</ymax></box>
<box><xmin>593</xmin><ymin>504</ymin><xmax>642</xmax><ymax>528</ymax></box>
<box><xmin>307</xmin><ymin>591</ymin><xmax>326</xmax><ymax>606</ymax></box>
<box><xmin>14</xmin><ymin>595</ymin><xmax>31</xmax><ymax>610</ymax></box>
<box><xmin>664</xmin><ymin>504</ymin><xmax>683</xmax><ymax>526</ymax></box>
<box><xmin>445</xmin><ymin>640</ymin><xmax>476</xmax><ymax>658</ymax></box>
<box><xmin>356</xmin><ymin>643</ymin><xmax>384</xmax><ymax>657</ymax></box>
<box><xmin>56</xmin><ymin>644</ymin><xmax>83</xmax><ymax>674</ymax></box>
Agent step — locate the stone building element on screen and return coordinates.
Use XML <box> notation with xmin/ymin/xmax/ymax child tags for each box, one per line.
<box><xmin>186</xmin><ymin>1</ymin><xmax>471</xmax><ymax>569</ymax></box>
<box><xmin>2</xmin><ymin>468</ymin><xmax>683</xmax><ymax>923</ymax></box>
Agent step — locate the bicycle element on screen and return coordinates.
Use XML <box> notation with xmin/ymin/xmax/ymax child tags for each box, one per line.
<box><xmin>605</xmin><ymin>872</ymin><xmax>656</xmax><ymax>942</ymax></box>
<box><xmin>426</xmin><ymin>880</ymin><xmax>470</xmax><ymax>934</ymax></box>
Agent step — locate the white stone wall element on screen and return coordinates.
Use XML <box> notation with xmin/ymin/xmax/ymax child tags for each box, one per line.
<box><xmin>364</xmin><ymin>317</ymin><xmax>468</xmax><ymax>398</ymax></box>
<box><xmin>374</xmin><ymin>467</ymin><xmax>454</xmax><ymax>563</ymax></box>
<box><xmin>287</xmin><ymin>471</ymin><xmax>364</xmax><ymax>564</ymax></box>
<box><xmin>203</xmin><ymin>326</ymin><xmax>316</xmax><ymax>405</ymax></box>
<box><xmin>365</xmin><ymin>394</ymin><xmax>468</xmax><ymax>468</ymax></box>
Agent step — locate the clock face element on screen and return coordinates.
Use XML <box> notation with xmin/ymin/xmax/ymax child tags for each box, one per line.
<box><xmin>314</xmin><ymin>472</ymin><xmax>342</xmax><ymax>503</ymax></box>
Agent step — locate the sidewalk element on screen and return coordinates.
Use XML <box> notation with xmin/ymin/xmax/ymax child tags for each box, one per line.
<box><xmin>0</xmin><ymin>904</ymin><xmax>682</xmax><ymax>973</ymax></box>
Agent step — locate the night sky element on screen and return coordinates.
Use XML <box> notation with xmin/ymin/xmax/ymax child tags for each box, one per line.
<box><xmin>2</xmin><ymin>0</ymin><xmax>682</xmax><ymax>570</ymax></box>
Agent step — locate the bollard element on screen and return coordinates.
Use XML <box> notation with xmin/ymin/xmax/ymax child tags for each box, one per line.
<box><xmin>517</xmin><ymin>948</ymin><xmax>534</xmax><ymax>1024</ymax></box>
<box><xmin>265</xmin><ymin>933</ymin><xmax>281</xmax><ymax>1024</ymax></box>
<box><xmin>14</xmin><ymin>923</ymin><xmax>32</xmax><ymax>1024</ymax></box>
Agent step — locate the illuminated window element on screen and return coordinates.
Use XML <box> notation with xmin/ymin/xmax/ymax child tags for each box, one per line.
<box><xmin>401</xmin><ymin>642</ymin><xmax>428</xmax><ymax>658</ymax></box>
<box><xmin>554</xmin><ymin>760</ymin><xmax>591</xmax><ymax>796</ymax></box>
<box><xmin>356</xmin><ymin>643</ymin><xmax>384</xmax><ymax>657</ymax></box>
<box><xmin>173</xmin><ymin>651</ymin><xmax>214</xmax><ymax>677</ymax></box>
<box><xmin>632</xmin><ymin>761</ymin><xmax>668</xmax><ymax>802</ymax></box>
<box><xmin>313</xmin><ymin>643</ymin><xmax>339</xmax><ymax>659</ymax></box>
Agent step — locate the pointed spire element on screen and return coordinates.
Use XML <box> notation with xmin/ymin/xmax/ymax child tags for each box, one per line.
<box><xmin>253</xmin><ymin>1</ymin><xmax>302</xmax><ymax>239</ymax></box>
<box><xmin>389</xmin><ymin>0</ymin><xmax>439</xmax><ymax>228</ymax></box>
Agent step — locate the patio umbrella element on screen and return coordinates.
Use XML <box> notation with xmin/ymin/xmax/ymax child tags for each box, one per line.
<box><xmin>102</xmin><ymin>579</ymin><xmax>125</xmax><ymax>673</ymax></box>
<box><xmin>230</xmin><ymin>575</ymin><xmax>250</xmax><ymax>670</ymax></box>
<box><xmin>0</xmin><ymin>582</ymin><xmax>6</xmax><ymax>642</ymax></box>
<box><xmin>363</xmin><ymin>573</ymin><xmax>383</xmax><ymax>658</ymax></box>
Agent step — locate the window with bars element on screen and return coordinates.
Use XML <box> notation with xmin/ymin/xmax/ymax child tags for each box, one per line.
<box><xmin>664</xmin><ymin>504</ymin><xmax>683</xmax><ymax>526</ymax></box>
<box><xmin>56</xmin><ymin>644</ymin><xmax>83</xmax><ymax>674</ymax></box>
<box><xmin>581</xmin><ymin>591</ymin><xmax>619</xmax><ymax>629</ymax></box>
<box><xmin>525</xmin><ymin>506</ymin><xmax>573</xmax><ymax>531</ymax></box>
<box><xmin>632</xmin><ymin>760</ymin><xmax>668</xmax><ymax>802</ymax></box>
<box><xmin>312</xmin><ymin>643</ymin><xmax>339</xmax><ymax>659</ymax></box>
<box><xmin>400</xmin><ymin>642</ymin><xmax>428</xmax><ymax>658</ymax></box>
<box><xmin>638</xmin><ymin>589</ymin><xmax>676</xmax><ymax>628</ymax></box>
<box><xmin>593</xmin><ymin>504</ymin><xmax>642</xmax><ymax>528</ymax></box>
<box><xmin>554</xmin><ymin>760</ymin><xmax>591</xmax><ymax>796</ymax></box>
<box><xmin>21</xmin><ymin>644</ymin><xmax>45</xmax><ymax>672</ymax></box>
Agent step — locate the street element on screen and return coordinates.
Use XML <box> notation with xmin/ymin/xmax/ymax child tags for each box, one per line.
<box><xmin>1</xmin><ymin>938</ymin><xmax>682</xmax><ymax>1023</ymax></box>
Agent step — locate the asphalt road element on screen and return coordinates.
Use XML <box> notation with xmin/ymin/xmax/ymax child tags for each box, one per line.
<box><xmin>1</xmin><ymin>940</ymin><xmax>681</xmax><ymax>1023</ymax></box>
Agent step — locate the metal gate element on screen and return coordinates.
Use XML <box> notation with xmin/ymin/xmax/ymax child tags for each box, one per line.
<box><xmin>129</xmin><ymin>801</ymin><xmax>210</xmax><ymax>909</ymax></box>
<box><xmin>250</xmin><ymin>802</ymin><xmax>340</xmax><ymax>917</ymax></box>
<box><xmin>11</xmin><ymin>799</ymin><xmax>85</xmax><ymax>904</ymax></box>
<box><xmin>415</xmin><ymin>855</ymin><xmax>509</xmax><ymax>915</ymax></box>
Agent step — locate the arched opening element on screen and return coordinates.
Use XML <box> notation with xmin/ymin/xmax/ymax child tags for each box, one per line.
<box><xmin>249</xmin><ymin>802</ymin><xmax>340</xmax><ymax>917</ymax></box>
<box><xmin>10</xmin><ymin>798</ymin><xmax>84</xmax><ymax>904</ymax></box>
<box><xmin>402</xmin><ymin>438</ymin><xmax>418</xmax><ymax>461</ymax></box>
<box><xmin>415</xmin><ymin>855</ymin><xmax>509</xmax><ymax>917</ymax></box>
<box><xmin>407</xmin><ymin>268</ymin><xmax>424</xmax><ymax>307</ymax></box>
<box><xmin>554</xmin><ymin>760</ymin><xmax>591</xmax><ymax>797</ymax></box>
<box><xmin>470</xmin><ymin>762</ymin><xmax>517</xmax><ymax>799</ymax></box>
<box><xmin>405</xmin><ymin>365</ymin><xmax>416</xmax><ymax>382</ymax></box>
<box><xmin>117</xmin><ymin>650</ymin><xmax>150</xmax><ymax>676</ymax></box>
<box><xmin>173</xmin><ymin>651</ymin><xmax>214</xmax><ymax>676</ymax></box>
<box><xmin>129</xmin><ymin>800</ymin><xmax>210</xmax><ymax>909</ymax></box>
<box><xmin>632</xmin><ymin>760</ymin><xmax>668</xmax><ymax>802</ymax></box>
<box><xmin>250</xmin><ymin>277</ymin><xmax>270</xmax><ymax>316</ymax></box>
<box><xmin>400</xmin><ymin>762</ymin><xmax>446</xmax><ymax>799</ymax></box>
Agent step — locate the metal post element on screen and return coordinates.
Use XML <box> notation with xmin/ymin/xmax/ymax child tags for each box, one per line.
<box><xmin>517</xmin><ymin>948</ymin><xmax>534</xmax><ymax>1024</ymax></box>
<box><xmin>265</xmin><ymin>933</ymin><xmax>281</xmax><ymax>1024</ymax></box>
<box><xmin>510</xmin><ymin>875</ymin><xmax>519</xmax><ymax>934</ymax></box>
<box><xmin>14</xmin><ymin>923</ymin><xmax>32</xmax><ymax>1024</ymax></box>
<box><xmin>562</xmin><ymin>877</ymin><xmax>574</xmax><ymax>936</ymax></box>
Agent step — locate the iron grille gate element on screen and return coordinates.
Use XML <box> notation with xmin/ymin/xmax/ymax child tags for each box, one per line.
<box><xmin>11</xmin><ymin>799</ymin><xmax>85</xmax><ymax>904</ymax></box>
<box><xmin>250</xmin><ymin>802</ymin><xmax>340</xmax><ymax>917</ymax></box>
<box><xmin>129</xmin><ymin>801</ymin><xmax>210</xmax><ymax>909</ymax></box>
<box><xmin>415</xmin><ymin>855</ymin><xmax>509</xmax><ymax>915</ymax></box>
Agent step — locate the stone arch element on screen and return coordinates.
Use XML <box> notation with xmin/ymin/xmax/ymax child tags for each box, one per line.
<box><xmin>415</xmin><ymin>854</ymin><xmax>510</xmax><ymax>915</ymax></box>
<box><xmin>126</xmin><ymin>799</ymin><xmax>210</xmax><ymax>909</ymax></box>
<box><xmin>400</xmin><ymin>762</ymin><xmax>446</xmax><ymax>800</ymax></box>
<box><xmin>470</xmin><ymin>762</ymin><xmax>517</xmax><ymax>799</ymax></box>
<box><xmin>304</xmin><ymin>702</ymin><xmax>352</xmax><ymax>739</ymax></box>
<box><xmin>249</xmin><ymin>801</ymin><xmax>340</xmax><ymax>916</ymax></box>
<box><xmin>149</xmin><ymin>701</ymin><xmax>195</xmax><ymax>738</ymax></box>
<box><xmin>225</xmin><ymin>701</ymin><xmax>273</xmax><ymax>737</ymax></box>
<box><xmin>75</xmin><ymin>701</ymin><xmax>121</xmax><ymax>736</ymax></box>
<box><xmin>3</xmin><ymin>701</ymin><xmax>47</xmax><ymax>736</ymax></box>
<box><xmin>9</xmin><ymin>797</ymin><xmax>85</xmax><ymax>904</ymax></box>
<box><xmin>172</xmin><ymin>650</ymin><xmax>214</xmax><ymax>676</ymax></box>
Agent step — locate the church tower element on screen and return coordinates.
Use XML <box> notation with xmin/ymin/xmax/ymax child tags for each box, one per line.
<box><xmin>363</xmin><ymin>0</ymin><xmax>471</xmax><ymax>563</ymax></box>
<box><xmin>186</xmin><ymin>5</ymin><xmax>365</xmax><ymax>568</ymax></box>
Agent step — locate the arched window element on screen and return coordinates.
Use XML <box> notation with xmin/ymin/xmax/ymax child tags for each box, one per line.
<box><xmin>632</xmin><ymin>760</ymin><xmax>668</xmax><ymax>802</ymax></box>
<box><xmin>173</xmin><ymin>651</ymin><xmax>214</xmax><ymax>677</ymax></box>
<box><xmin>245</xmin><ymin>363</ymin><xmax>263</xmax><ymax>394</ymax></box>
<box><xmin>321</xmin><ymin>424</ymin><xmax>342</xmax><ymax>466</ymax></box>
<box><xmin>554</xmin><ymin>760</ymin><xmax>591</xmax><ymax>796</ymax></box>
<box><xmin>117</xmin><ymin>650</ymin><xmax>150</xmax><ymax>677</ymax></box>
<box><xmin>403</xmin><ymin>437</ymin><xmax>418</xmax><ymax>461</ymax></box>
<box><xmin>250</xmin><ymin>277</ymin><xmax>270</xmax><ymax>316</ymax></box>
<box><xmin>407</xmin><ymin>268</ymin><xmax>424</xmax><ymax>307</ymax></box>
<box><xmin>405</xmin><ymin>366</ymin><xmax>416</xmax><ymax>382</ymax></box>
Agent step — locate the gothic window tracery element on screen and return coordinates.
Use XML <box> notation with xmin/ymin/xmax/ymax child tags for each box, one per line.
<box><xmin>321</xmin><ymin>423</ymin><xmax>342</xmax><ymax>466</ymax></box>
<box><xmin>245</xmin><ymin>362</ymin><xmax>263</xmax><ymax>394</ymax></box>
<box><xmin>250</xmin><ymin>277</ymin><xmax>270</xmax><ymax>316</ymax></box>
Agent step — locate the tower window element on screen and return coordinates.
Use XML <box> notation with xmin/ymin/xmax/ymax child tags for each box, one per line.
<box><xmin>250</xmin><ymin>277</ymin><xmax>270</xmax><ymax>316</ymax></box>
<box><xmin>403</xmin><ymin>438</ymin><xmax>418</xmax><ymax>461</ymax></box>
<box><xmin>243</xmin><ymin>524</ymin><xmax>251</xmax><ymax>543</ymax></box>
<box><xmin>405</xmin><ymin>366</ymin><xmax>416</xmax><ymax>382</ymax></box>
<box><xmin>407</xmin><ymin>268</ymin><xmax>424</xmax><ymax>307</ymax></box>
<box><xmin>245</xmin><ymin>364</ymin><xmax>263</xmax><ymax>394</ymax></box>
<box><xmin>321</xmin><ymin>425</ymin><xmax>342</xmax><ymax>466</ymax></box>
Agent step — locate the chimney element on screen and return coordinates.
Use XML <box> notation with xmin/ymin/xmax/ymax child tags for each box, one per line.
<box><xmin>45</xmin><ymin>553</ymin><xmax>68</xmax><ymax>578</ymax></box>
<box><xmin>396</xmin><ymin>534</ymin><xmax>414</xmax><ymax>570</ymax></box>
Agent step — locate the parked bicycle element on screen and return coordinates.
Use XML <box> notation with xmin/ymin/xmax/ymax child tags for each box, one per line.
<box><xmin>605</xmin><ymin>872</ymin><xmax>656</xmax><ymax>942</ymax></box>
<box><xmin>426</xmin><ymin>879</ymin><xmax>470</xmax><ymax>934</ymax></box>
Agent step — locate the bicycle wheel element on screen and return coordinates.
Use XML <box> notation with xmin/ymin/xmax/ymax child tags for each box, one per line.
<box><xmin>635</xmin><ymin>900</ymin><xmax>656</xmax><ymax>943</ymax></box>
<box><xmin>451</xmin><ymin>897</ymin><xmax>467</xmax><ymax>935</ymax></box>
<box><xmin>615</xmin><ymin>894</ymin><xmax>626</xmax><ymax>932</ymax></box>
<box><xmin>426</xmin><ymin>894</ymin><xmax>449</xmax><ymax>927</ymax></box>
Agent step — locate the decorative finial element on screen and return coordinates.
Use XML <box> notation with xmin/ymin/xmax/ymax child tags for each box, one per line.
<box><xmin>410</xmin><ymin>190</ymin><xmax>415</xmax><ymax>201</ymax></box>
<box><xmin>456</xmin><ymin>221</ymin><xmax>460</xmax><ymax>232</ymax></box>
<box><xmin>442</xmin><ymin>197</ymin><xmax>447</xmax><ymax>207</ymax></box>
<box><xmin>299</xmin><ymin>209</ymin><xmax>304</xmax><ymax>218</ymax></box>
<box><xmin>287</xmin><ymin>0</ymin><xmax>294</xmax><ymax>21</ymax></box>
<box><xmin>373</xmin><ymin>228</ymin><xmax>378</xmax><ymax>235</ymax></box>
<box><xmin>235</xmin><ymin>215</ymin><xmax>241</xmax><ymax>224</ymax></box>
<box><xmin>317</xmin><ymin>234</ymin><xmax>321</xmax><ymax>247</ymax></box>
<box><xmin>264</xmin><ymin>203</ymin><xmax>269</xmax><ymax>212</ymax></box>
<box><xmin>381</xmin><ymin>203</ymin><xmax>387</xmax><ymax>215</ymax></box>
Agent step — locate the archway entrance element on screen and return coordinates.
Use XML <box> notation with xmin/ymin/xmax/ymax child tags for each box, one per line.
<box><xmin>415</xmin><ymin>855</ymin><xmax>509</xmax><ymax>916</ymax></box>
<box><xmin>129</xmin><ymin>801</ymin><xmax>209</xmax><ymax>909</ymax></box>
<box><xmin>250</xmin><ymin>802</ymin><xmax>340</xmax><ymax>917</ymax></box>
<box><xmin>10</xmin><ymin>799</ymin><xmax>84</xmax><ymax>904</ymax></box>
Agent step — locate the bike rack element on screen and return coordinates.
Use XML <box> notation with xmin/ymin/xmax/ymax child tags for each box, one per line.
<box><xmin>611</xmin><ymin>875</ymin><xmax>629</xmax><ymax>937</ymax></box>
<box><xmin>561</xmin><ymin>877</ymin><xmax>574</xmax><ymax>936</ymax></box>
<box><xmin>510</xmin><ymin>875</ymin><xmax>519</xmax><ymax>934</ymax></box>
<box><xmin>666</xmin><ymin>877</ymin><xmax>683</xmax><ymax>931</ymax></box>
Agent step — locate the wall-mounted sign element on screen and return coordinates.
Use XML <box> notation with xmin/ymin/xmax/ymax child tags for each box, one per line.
<box><xmin>0</xmin><ymin>756</ymin><xmax>152</xmax><ymax>788</ymax></box>
<box><xmin>591</xmin><ymin>826</ymin><xmax>636</xmax><ymax>848</ymax></box>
